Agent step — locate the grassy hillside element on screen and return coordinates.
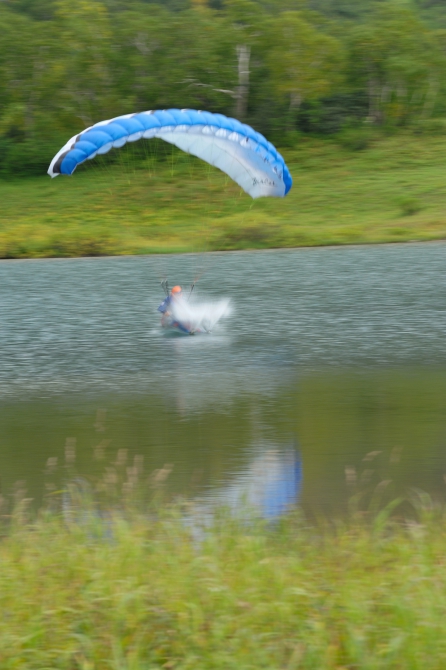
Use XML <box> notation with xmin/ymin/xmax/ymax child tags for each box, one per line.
<box><xmin>2</xmin><ymin>131</ymin><xmax>446</xmax><ymax>258</ymax></box>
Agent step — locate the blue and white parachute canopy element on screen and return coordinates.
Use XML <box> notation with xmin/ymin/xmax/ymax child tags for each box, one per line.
<box><xmin>48</xmin><ymin>109</ymin><xmax>292</xmax><ymax>199</ymax></box>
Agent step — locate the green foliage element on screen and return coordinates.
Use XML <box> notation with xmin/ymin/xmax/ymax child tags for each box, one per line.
<box><xmin>1</xmin><ymin>1</ymin><xmax>446</xmax><ymax>177</ymax></box>
<box><xmin>413</xmin><ymin>117</ymin><xmax>446</xmax><ymax>134</ymax></box>
<box><xmin>297</xmin><ymin>92</ymin><xmax>369</xmax><ymax>134</ymax></box>
<box><xmin>347</xmin><ymin>3</ymin><xmax>444</xmax><ymax>126</ymax></box>
<box><xmin>268</xmin><ymin>10</ymin><xmax>344</xmax><ymax>126</ymax></box>
<box><xmin>308</xmin><ymin>0</ymin><xmax>377</xmax><ymax>20</ymax></box>
<box><xmin>337</xmin><ymin>125</ymin><xmax>374</xmax><ymax>150</ymax></box>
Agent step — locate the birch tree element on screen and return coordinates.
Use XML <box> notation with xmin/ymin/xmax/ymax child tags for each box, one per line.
<box><xmin>348</xmin><ymin>5</ymin><xmax>443</xmax><ymax>125</ymax></box>
<box><xmin>268</xmin><ymin>11</ymin><xmax>343</xmax><ymax>128</ymax></box>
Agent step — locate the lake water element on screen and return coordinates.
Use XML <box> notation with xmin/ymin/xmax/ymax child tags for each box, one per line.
<box><xmin>2</xmin><ymin>243</ymin><xmax>446</xmax><ymax>517</ymax></box>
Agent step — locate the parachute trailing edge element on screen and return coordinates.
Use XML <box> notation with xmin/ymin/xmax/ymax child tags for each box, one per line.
<box><xmin>48</xmin><ymin>109</ymin><xmax>292</xmax><ymax>199</ymax></box>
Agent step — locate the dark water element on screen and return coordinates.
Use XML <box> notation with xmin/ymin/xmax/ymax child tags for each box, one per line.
<box><xmin>2</xmin><ymin>244</ymin><xmax>446</xmax><ymax>515</ymax></box>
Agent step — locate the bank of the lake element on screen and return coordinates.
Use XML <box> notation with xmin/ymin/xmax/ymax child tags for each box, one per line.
<box><xmin>1</xmin><ymin>505</ymin><xmax>446</xmax><ymax>669</ymax></box>
<box><xmin>2</xmin><ymin>132</ymin><xmax>446</xmax><ymax>258</ymax></box>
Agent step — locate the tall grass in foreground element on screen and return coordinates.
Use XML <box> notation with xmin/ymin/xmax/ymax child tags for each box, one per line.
<box><xmin>1</xmin><ymin>488</ymin><xmax>446</xmax><ymax>669</ymax></box>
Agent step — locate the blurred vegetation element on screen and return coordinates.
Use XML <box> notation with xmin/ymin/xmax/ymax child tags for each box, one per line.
<box><xmin>1</xmin><ymin>478</ymin><xmax>446</xmax><ymax>668</ymax></box>
<box><xmin>2</xmin><ymin>132</ymin><xmax>446</xmax><ymax>256</ymax></box>
<box><xmin>2</xmin><ymin>0</ymin><xmax>446</xmax><ymax>254</ymax></box>
<box><xmin>2</xmin><ymin>0</ymin><xmax>446</xmax><ymax>176</ymax></box>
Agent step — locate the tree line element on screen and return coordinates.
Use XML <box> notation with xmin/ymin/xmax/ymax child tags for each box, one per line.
<box><xmin>1</xmin><ymin>0</ymin><xmax>446</xmax><ymax>176</ymax></box>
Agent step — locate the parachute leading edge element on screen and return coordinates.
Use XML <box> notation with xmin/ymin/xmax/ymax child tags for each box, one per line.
<box><xmin>48</xmin><ymin>109</ymin><xmax>292</xmax><ymax>199</ymax></box>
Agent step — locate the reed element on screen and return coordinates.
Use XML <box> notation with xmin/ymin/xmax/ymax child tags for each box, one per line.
<box><xmin>1</xmin><ymin>485</ymin><xmax>446</xmax><ymax>669</ymax></box>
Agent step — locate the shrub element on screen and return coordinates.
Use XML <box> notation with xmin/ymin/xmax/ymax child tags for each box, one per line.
<box><xmin>398</xmin><ymin>196</ymin><xmax>422</xmax><ymax>217</ymax></box>
<box><xmin>337</xmin><ymin>126</ymin><xmax>374</xmax><ymax>151</ymax></box>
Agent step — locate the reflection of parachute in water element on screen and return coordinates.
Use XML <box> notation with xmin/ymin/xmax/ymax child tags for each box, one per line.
<box><xmin>217</xmin><ymin>446</ymin><xmax>302</xmax><ymax>520</ymax></box>
<box><xmin>48</xmin><ymin>109</ymin><xmax>292</xmax><ymax>199</ymax></box>
<box><xmin>187</xmin><ymin>445</ymin><xmax>302</xmax><ymax>528</ymax></box>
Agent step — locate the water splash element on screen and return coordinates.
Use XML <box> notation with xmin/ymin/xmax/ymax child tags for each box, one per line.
<box><xmin>165</xmin><ymin>295</ymin><xmax>231</xmax><ymax>334</ymax></box>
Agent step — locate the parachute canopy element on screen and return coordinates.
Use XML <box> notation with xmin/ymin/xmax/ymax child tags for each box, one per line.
<box><xmin>48</xmin><ymin>109</ymin><xmax>292</xmax><ymax>199</ymax></box>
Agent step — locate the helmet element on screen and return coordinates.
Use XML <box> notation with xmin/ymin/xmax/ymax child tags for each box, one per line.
<box><xmin>171</xmin><ymin>285</ymin><xmax>182</xmax><ymax>294</ymax></box>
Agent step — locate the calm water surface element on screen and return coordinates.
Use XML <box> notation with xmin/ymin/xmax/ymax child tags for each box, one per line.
<box><xmin>2</xmin><ymin>243</ymin><xmax>446</xmax><ymax>515</ymax></box>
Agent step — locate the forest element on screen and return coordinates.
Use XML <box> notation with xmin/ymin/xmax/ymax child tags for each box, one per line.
<box><xmin>2</xmin><ymin>0</ymin><xmax>446</xmax><ymax>177</ymax></box>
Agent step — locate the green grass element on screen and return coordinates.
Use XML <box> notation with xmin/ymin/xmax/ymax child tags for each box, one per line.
<box><xmin>1</xmin><ymin>498</ymin><xmax>446</xmax><ymax>669</ymax></box>
<box><xmin>2</xmin><ymin>131</ymin><xmax>446</xmax><ymax>257</ymax></box>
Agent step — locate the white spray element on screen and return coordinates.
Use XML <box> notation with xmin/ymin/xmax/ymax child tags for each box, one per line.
<box><xmin>167</xmin><ymin>293</ymin><xmax>231</xmax><ymax>333</ymax></box>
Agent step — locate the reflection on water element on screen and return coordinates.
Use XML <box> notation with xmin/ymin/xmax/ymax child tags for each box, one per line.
<box><xmin>189</xmin><ymin>444</ymin><xmax>302</xmax><ymax>520</ymax></box>
<box><xmin>1</xmin><ymin>244</ymin><xmax>446</xmax><ymax>515</ymax></box>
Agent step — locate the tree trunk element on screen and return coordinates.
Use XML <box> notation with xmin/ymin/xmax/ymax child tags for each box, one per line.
<box><xmin>235</xmin><ymin>44</ymin><xmax>250</xmax><ymax>120</ymax></box>
<box><xmin>421</xmin><ymin>77</ymin><xmax>439</xmax><ymax>120</ymax></box>
<box><xmin>287</xmin><ymin>91</ymin><xmax>302</xmax><ymax>131</ymax></box>
<box><xmin>367</xmin><ymin>76</ymin><xmax>383</xmax><ymax>124</ymax></box>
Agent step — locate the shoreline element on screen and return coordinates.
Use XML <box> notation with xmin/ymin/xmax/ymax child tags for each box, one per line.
<box><xmin>0</xmin><ymin>237</ymin><xmax>445</xmax><ymax>263</ymax></box>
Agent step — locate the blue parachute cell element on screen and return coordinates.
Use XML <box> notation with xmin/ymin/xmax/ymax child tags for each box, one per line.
<box><xmin>48</xmin><ymin>109</ymin><xmax>292</xmax><ymax>198</ymax></box>
<box><xmin>262</xmin><ymin>449</ymin><xmax>302</xmax><ymax>519</ymax></box>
